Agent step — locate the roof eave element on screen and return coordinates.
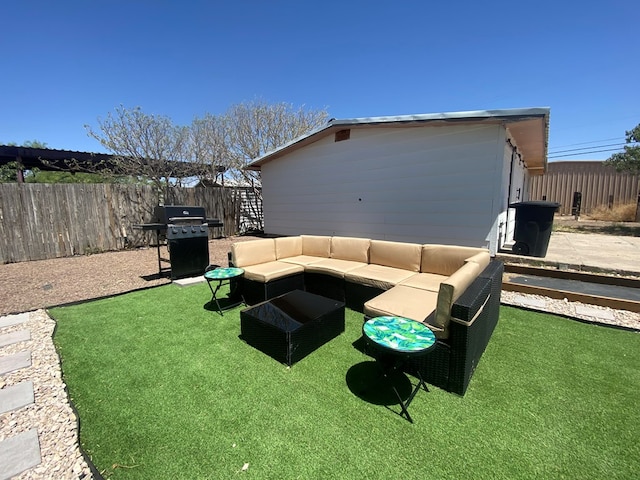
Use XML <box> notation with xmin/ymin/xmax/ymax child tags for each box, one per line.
<box><xmin>246</xmin><ymin>107</ymin><xmax>550</xmax><ymax>171</ymax></box>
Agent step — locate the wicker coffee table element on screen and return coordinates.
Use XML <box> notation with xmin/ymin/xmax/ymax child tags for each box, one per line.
<box><xmin>240</xmin><ymin>290</ymin><xmax>345</xmax><ymax>366</ymax></box>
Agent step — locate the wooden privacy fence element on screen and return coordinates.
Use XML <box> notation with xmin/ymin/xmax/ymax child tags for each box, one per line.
<box><xmin>529</xmin><ymin>161</ymin><xmax>639</xmax><ymax>215</ymax></box>
<box><xmin>0</xmin><ymin>183</ymin><xmax>250</xmax><ymax>264</ymax></box>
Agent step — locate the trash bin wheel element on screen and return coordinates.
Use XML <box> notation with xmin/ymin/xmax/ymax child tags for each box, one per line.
<box><xmin>512</xmin><ymin>242</ymin><xmax>530</xmax><ymax>255</ymax></box>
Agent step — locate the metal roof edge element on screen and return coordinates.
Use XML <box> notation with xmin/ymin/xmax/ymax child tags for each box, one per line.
<box><xmin>331</xmin><ymin>107</ymin><xmax>550</xmax><ymax>126</ymax></box>
<box><xmin>246</xmin><ymin>107</ymin><xmax>550</xmax><ymax>169</ymax></box>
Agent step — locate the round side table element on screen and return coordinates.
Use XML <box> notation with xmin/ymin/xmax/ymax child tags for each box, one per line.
<box><xmin>362</xmin><ymin>316</ymin><xmax>436</xmax><ymax>422</ymax></box>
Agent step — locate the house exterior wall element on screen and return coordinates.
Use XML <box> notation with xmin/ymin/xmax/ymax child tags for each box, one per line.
<box><xmin>496</xmin><ymin>136</ymin><xmax>530</xmax><ymax>250</ymax></box>
<box><xmin>261</xmin><ymin>123</ymin><xmax>511</xmax><ymax>254</ymax></box>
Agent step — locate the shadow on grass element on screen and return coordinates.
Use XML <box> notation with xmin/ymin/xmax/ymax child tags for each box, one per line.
<box><xmin>203</xmin><ymin>296</ymin><xmax>244</xmax><ymax>313</ymax></box>
<box><xmin>346</xmin><ymin>361</ymin><xmax>413</xmax><ymax>405</ymax></box>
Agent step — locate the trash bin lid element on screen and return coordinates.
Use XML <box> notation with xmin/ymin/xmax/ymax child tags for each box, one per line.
<box><xmin>509</xmin><ymin>201</ymin><xmax>561</xmax><ymax>209</ymax></box>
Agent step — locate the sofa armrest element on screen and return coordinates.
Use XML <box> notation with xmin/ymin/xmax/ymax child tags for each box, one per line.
<box><xmin>450</xmin><ymin>276</ymin><xmax>492</xmax><ymax>325</ymax></box>
<box><xmin>446</xmin><ymin>259</ymin><xmax>503</xmax><ymax>395</ymax></box>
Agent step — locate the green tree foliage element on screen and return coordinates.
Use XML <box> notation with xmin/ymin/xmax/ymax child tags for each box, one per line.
<box><xmin>605</xmin><ymin>124</ymin><xmax>640</xmax><ymax>174</ymax></box>
<box><xmin>25</xmin><ymin>170</ymin><xmax>141</xmax><ymax>184</ymax></box>
<box><xmin>0</xmin><ymin>140</ymin><xmax>48</xmax><ymax>182</ymax></box>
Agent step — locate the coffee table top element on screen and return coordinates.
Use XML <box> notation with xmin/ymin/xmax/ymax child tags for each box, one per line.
<box><xmin>204</xmin><ymin>267</ymin><xmax>244</xmax><ymax>280</ymax></box>
<box><xmin>363</xmin><ymin>316</ymin><xmax>436</xmax><ymax>353</ymax></box>
<box><xmin>242</xmin><ymin>290</ymin><xmax>344</xmax><ymax>332</ymax></box>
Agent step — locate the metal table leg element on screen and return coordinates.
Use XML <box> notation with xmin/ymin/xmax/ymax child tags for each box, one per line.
<box><xmin>205</xmin><ymin>274</ymin><xmax>245</xmax><ymax>316</ymax></box>
<box><xmin>206</xmin><ymin>278</ymin><xmax>225</xmax><ymax>315</ymax></box>
<box><xmin>373</xmin><ymin>356</ymin><xmax>428</xmax><ymax>424</ymax></box>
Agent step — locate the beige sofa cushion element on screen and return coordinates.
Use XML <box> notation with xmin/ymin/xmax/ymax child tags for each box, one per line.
<box><xmin>301</xmin><ymin>235</ymin><xmax>331</xmax><ymax>257</ymax></box>
<box><xmin>231</xmin><ymin>239</ymin><xmax>276</xmax><ymax>267</ymax></box>
<box><xmin>279</xmin><ymin>255</ymin><xmax>327</xmax><ymax>266</ymax></box>
<box><xmin>331</xmin><ymin>236</ymin><xmax>370</xmax><ymax>263</ymax></box>
<box><xmin>434</xmin><ymin>261</ymin><xmax>482</xmax><ymax>330</ymax></box>
<box><xmin>275</xmin><ymin>236</ymin><xmax>302</xmax><ymax>259</ymax></box>
<box><xmin>305</xmin><ymin>258</ymin><xmax>368</xmax><ymax>278</ymax></box>
<box><xmin>398</xmin><ymin>272</ymin><xmax>448</xmax><ymax>292</ymax></box>
<box><xmin>242</xmin><ymin>261</ymin><xmax>304</xmax><ymax>282</ymax></box>
<box><xmin>363</xmin><ymin>285</ymin><xmax>445</xmax><ymax>339</ymax></box>
<box><xmin>345</xmin><ymin>264</ymin><xmax>418</xmax><ymax>290</ymax></box>
<box><xmin>465</xmin><ymin>251</ymin><xmax>491</xmax><ymax>271</ymax></box>
<box><xmin>369</xmin><ymin>240</ymin><xmax>422</xmax><ymax>272</ymax></box>
<box><xmin>421</xmin><ymin>244</ymin><xmax>489</xmax><ymax>276</ymax></box>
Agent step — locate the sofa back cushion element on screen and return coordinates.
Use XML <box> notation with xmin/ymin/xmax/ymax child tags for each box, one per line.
<box><xmin>435</xmin><ymin>261</ymin><xmax>481</xmax><ymax>330</ymax></box>
<box><xmin>275</xmin><ymin>236</ymin><xmax>302</xmax><ymax>259</ymax></box>
<box><xmin>369</xmin><ymin>240</ymin><xmax>422</xmax><ymax>272</ymax></box>
<box><xmin>301</xmin><ymin>235</ymin><xmax>331</xmax><ymax>257</ymax></box>
<box><xmin>331</xmin><ymin>236</ymin><xmax>370</xmax><ymax>263</ymax></box>
<box><xmin>231</xmin><ymin>239</ymin><xmax>276</xmax><ymax>267</ymax></box>
<box><xmin>422</xmin><ymin>244</ymin><xmax>489</xmax><ymax>276</ymax></box>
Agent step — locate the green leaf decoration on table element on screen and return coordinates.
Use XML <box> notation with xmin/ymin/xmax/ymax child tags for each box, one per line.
<box><xmin>363</xmin><ymin>316</ymin><xmax>436</xmax><ymax>352</ymax></box>
<box><xmin>204</xmin><ymin>267</ymin><xmax>244</xmax><ymax>279</ymax></box>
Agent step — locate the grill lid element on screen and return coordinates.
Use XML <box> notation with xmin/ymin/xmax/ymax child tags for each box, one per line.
<box><xmin>153</xmin><ymin>205</ymin><xmax>207</xmax><ymax>225</ymax></box>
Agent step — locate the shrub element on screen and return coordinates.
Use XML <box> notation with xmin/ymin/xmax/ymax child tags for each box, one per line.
<box><xmin>588</xmin><ymin>202</ymin><xmax>638</xmax><ymax>222</ymax></box>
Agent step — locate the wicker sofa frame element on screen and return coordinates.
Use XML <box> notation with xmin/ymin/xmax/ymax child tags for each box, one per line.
<box><xmin>228</xmin><ymin>236</ymin><xmax>503</xmax><ymax>396</ymax></box>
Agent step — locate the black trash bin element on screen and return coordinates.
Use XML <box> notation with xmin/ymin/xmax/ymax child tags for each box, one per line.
<box><xmin>509</xmin><ymin>201</ymin><xmax>561</xmax><ymax>257</ymax></box>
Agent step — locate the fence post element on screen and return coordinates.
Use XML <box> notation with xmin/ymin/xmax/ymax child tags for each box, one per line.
<box><xmin>608</xmin><ymin>194</ymin><xmax>614</xmax><ymax>209</ymax></box>
<box><xmin>636</xmin><ymin>193</ymin><xmax>640</xmax><ymax>223</ymax></box>
<box><xmin>571</xmin><ymin>192</ymin><xmax>582</xmax><ymax>219</ymax></box>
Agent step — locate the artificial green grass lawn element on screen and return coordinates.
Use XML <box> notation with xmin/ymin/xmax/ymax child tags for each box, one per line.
<box><xmin>50</xmin><ymin>283</ymin><xmax>640</xmax><ymax>479</ymax></box>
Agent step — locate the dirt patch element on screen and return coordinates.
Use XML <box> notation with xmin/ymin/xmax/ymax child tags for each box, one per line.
<box><xmin>553</xmin><ymin>216</ymin><xmax>640</xmax><ymax>236</ymax></box>
<box><xmin>0</xmin><ymin>236</ymin><xmax>262</xmax><ymax>316</ymax></box>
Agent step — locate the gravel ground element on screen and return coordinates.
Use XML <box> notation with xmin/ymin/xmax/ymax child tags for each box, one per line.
<box><xmin>501</xmin><ymin>290</ymin><xmax>640</xmax><ymax>330</ymax></box>
<box><xmin>0</xmin><ymin>236</ymin><xmax>262</xmax><ymax>317</ymax></box>
<box><xmin>1</xmin><ymin>237</ymin><xmax>638</xmax><ymax>479</ymax></box>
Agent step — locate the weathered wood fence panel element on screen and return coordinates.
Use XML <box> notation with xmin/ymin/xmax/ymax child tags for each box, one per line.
<box><xmin>0</xmin><ymin>184</ymin><xmax>246</xmax><ymax>263</ymax></box>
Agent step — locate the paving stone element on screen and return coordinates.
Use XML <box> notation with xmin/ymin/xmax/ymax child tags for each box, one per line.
<box><xmin>0</xmin><ymin>351</ymin><xmax>31</xmax><ymax>376</ymax></box>
<box><xmin>0</xmin><ymin>428</ymin><xmax>41</xmax><ymax>479</ymax></box>
<box><xmin>0</xmin><ymin>380</ymin><xmax>35</xmax><ymax>415</ymax></box>
<box><xmin>173</xmin><ymin>275</ymin><xmax>205</xmax><ymax>287</ymax></box>
<box><xmin>513</xmin><ymin>294</ymin><xmax>547</xmax><ymax>309</ymax></box>
<box><xmin>0</xmin><ymin>329</ymin><xmax>31</xmax><ymax>348</ymax></box>
<box><xmin>0</xmin><ymin>312</ymin><xmax>30</xmax><ymax>329</ymax></box>
<box><xmin>575</xmin><ymin>305</ymin><xmax>615</xmax><ymax>321</ymax></box>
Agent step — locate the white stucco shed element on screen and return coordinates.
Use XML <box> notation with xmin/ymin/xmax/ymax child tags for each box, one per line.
<box><xmin>247</xmin><ymin>107</ymin><xmax>550</xmax><ymax>255</ymax></box>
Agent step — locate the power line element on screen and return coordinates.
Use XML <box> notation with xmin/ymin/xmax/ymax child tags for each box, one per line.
<box><xmin>548</xmin><ymin>142</ymin><xmax>627</xmax><ymax>155</ymax></box>
<box><xmin>549</xmin><ymin>137</ymin><xmax>622</xmax><ymax>149</ymax></box>
<box><xmin>548</xmin><ymin>147</ymin><xmax>624</xmax><ymax>159</ymax></box>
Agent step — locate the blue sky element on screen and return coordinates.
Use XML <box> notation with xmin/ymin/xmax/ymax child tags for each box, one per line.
<box><xmin>1</xmin><ymin>0</ymin><xmax>638</xmax><ymax>161</ymax></box>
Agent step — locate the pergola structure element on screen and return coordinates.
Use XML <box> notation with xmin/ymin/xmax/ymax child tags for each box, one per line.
<box><xmin>0</xmin><ymin>145</ymin><xmax>204</xmax><ymax>182</ymax></box>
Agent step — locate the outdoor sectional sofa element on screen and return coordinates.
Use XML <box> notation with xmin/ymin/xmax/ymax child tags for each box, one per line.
<box><xmin>229</xmin><ymin>235</ymin><xmax>503</xmax><ymax>396</ymax></box>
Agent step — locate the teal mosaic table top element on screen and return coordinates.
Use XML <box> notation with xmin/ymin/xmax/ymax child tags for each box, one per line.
<box><xmin>204</xmin><ymin>267</ymin><xmax>244</xmax><ymax>280</ymax></box>
<box><xmin>363</xmin><ymin>316</ymin><xmax>436</xmax><ymax>353</ymax></box>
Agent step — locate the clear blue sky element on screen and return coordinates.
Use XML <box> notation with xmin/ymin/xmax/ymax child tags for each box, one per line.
<box><xmin>1</xmin><ymin>0</ymin><xmax>638</xmax><ymax>161</ymax></box>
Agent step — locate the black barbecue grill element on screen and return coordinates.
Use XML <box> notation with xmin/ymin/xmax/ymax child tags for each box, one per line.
<box><xmin>133</xmin><ymin>205</ymin><xmax>223</xmax><ymax>280</ymax></box>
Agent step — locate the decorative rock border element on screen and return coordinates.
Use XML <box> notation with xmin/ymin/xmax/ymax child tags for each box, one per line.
<box><xmin>0</xmin><ymin>310</ymin><xmax>94</xmax><ymax>479</ymax></box>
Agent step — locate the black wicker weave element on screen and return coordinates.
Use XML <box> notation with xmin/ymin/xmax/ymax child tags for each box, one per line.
<box><xmin>304</xmin><ymin>272</ymin><xmax>345</xmax><ymax>302</ymax></box>
<box><xmin>240</xmin><ymin>290</ymin><xmax>345</xmax><ymax>366</ymax></box>
<box><xmin>404</xmin><ymin>260</ymin><xmax>503</xmax><ymax>395</ymax></box>
<box><xmin>240</xmin><ymin>274</ymin><xmax>305</xmax><ymax>306</ymax></box>
<box><xmin>344</xmin><ymin>281</ymin><xmax>385</xmax><ymax>312</ymax></box>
